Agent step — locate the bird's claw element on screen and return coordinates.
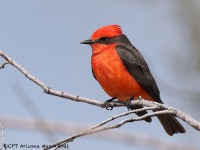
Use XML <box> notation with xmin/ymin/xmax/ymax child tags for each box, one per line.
<box><xmin>104</xmin><ymin>97</ymin><xmax>116</xmax><ymax>110</ymax></box>
<box><xmin>125</xmin><ymin>100</ymin><xmax>131</xmax><ymax>111</ymax></box>
<box><xmin>125</xmin><ymin>97</ymin><xmax>134</xmax><ymax>111</ymax></box>
<box><xmin>104</xmin><ymin>102</ymin><xmax>113</xmax><ymax>110</ymax></box>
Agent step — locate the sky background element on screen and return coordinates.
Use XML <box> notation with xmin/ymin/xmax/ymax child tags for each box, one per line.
<box><xmin>0</xmin><ymin>0</ymin><xmax>200</xmax><ymax>150</ymax></box>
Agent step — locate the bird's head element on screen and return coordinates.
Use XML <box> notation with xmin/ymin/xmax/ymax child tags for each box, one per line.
<box><xmin>80</xmin><ymin>25</ymin><xmax>123</xmax><ymax>49</ymax></box>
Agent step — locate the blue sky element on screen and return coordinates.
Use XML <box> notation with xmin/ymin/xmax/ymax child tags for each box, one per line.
<box><xmin>0</xmin><ymin>1</ymin><xmax>200</xmax><ymax>150</ymax></box>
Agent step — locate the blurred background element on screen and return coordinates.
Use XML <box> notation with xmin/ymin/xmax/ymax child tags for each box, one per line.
<box><xmin>0</xmin><ymin>0</ymin><xmax>200</xmax><ymax>150</ymax></box>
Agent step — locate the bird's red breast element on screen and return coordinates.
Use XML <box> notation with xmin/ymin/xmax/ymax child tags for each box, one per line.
<box><xmin>91</xmin><ymin>43</ymin><xmax>153</xmax><ymax>101</ymax></box>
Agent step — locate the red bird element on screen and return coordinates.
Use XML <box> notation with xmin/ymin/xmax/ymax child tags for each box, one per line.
<box><xmin>81</xmin><ymin>25</ymin><xmax>185</xmax><ymax>136</ymax></box>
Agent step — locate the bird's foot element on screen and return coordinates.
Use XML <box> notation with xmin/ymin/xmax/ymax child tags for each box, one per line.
<box><xmin>104</xmin><ymin>97</ymin><xmax>116</xmax><ymax>110</ymax></box>
<box><xmin>125</xmin><ymin>96</ymin><xmax>134</xmax><ymax>111</ymax></box>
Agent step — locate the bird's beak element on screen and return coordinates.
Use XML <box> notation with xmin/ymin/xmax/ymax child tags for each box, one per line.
<box><xmin>80</xmin><ymin>39</ymin><xmax>94</xmax><ymax>44</ymax></box>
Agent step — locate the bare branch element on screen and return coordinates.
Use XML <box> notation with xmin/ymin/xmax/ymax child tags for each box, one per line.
<box><xmin>0</xmin><ymin>116</ymin><xmax>196</xmax><ymax>150</ymax></box>
<box><xmin>130</xmin><ymin>100</ymin><xmax>200</xmax><ymax>131</ymax></box>
<box><xmin>85</xmin><ymin>106</ymin><xmax>157</xmax><ymax>131</ymax></box>
<box><xmin>0</xmin><ymin>50</ymin><xmax>105</xmax><ymax>108</ymax></box>
<box><xmin>0</xmin><ymin>50</ymin><xmax>200</xmax><ymax>130</ymax></box>
<box><xmin>41</xmin><ymin>110</ymin><xmax>183</xmax><ymax>150</ymax></box>
<box><xmin>0</xmin><ymin>50</ymin><xmax>200</xmax><ymax>149</ymax></box>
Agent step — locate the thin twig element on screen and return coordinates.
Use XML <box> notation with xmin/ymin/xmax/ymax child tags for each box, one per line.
<box><xmin>0</xmin><ymin>62</ymin><xmax>8</xmax><ymax>69</ymax></box>
<box><xmin>130</xmin><ymin>100</ymin><xmax>200</xmax><ymax>131</ymax></box>
<box><xmin>0</xmin><ymin>116</ymin><xmax>196</xmax><ymax>150</ymax></box>
<box><xmin>86</xmin><ymin>106</ymin><xmax>157</xmax><ymax>131</ymax></box>
<box><xmin>42</xmin><ymin>110</ymin><xmax>174</xmax><ymax>150</ymax></box>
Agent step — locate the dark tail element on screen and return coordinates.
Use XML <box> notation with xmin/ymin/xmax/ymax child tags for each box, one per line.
<box><xmin>155</xmin><ymin>111</ymin><xmax>186</xmax><ymax>136</ymax></box>
<box><xmin>129</xmin><ymin>103</ymin><xmax>185</xmax><ymax>135</ymax></box>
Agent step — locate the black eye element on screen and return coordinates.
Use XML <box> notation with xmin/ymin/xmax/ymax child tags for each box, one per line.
<box><xmin>99</xmin><ymin>37</ymin><xmax>108</xmax><ymax>41</ymax></box>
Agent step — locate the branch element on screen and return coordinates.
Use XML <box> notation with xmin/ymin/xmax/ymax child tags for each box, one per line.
<box><xmin>0</xmin><ymin>116</ymin><xmax>196</xmax><ymax>150</ymax></box>
<box><xmin>0</xmin><ymin>50</ymin><xmax>200</xmax><ymax>129</ymax></box>
<box><xmin>0</xmin><ymin>50</ymin><xmax>200</xmax><ymax>149</ymax></box>
<box><xmin>84</xmin><ymin>106</ymin><xmax>157</xmax><ymax>131</ymax></box>
<box><xmin>130</xmin><ymin>100</ymin><xmax>200</xmax><ymax>131</ymax></box>
<box><xmin>41</xmin><ymin>108</ymin><xmax>178</xmax><ymax>150</ymax></box>
<box><xmin>0</xmin><ymin>50</ymin><xmax>105</xmax><ymax>108</ymax></box>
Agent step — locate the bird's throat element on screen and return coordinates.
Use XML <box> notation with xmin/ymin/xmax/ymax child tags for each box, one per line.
<box><xmin>91</xmin><ymin>44</ymin><xmax>116</xmax><ymax>55</ymax></box>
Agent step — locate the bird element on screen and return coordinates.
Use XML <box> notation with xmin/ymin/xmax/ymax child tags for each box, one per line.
<box><xmin>80</xmin><ymin>24</ymin><xmax>185</xmax><ymax>136</ymax></box>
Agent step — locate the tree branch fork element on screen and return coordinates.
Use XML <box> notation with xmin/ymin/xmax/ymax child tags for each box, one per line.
<box><xmin>0</xmin><ymin>50</ymin><xmax>199</xmax><ymax>150</ymax></box>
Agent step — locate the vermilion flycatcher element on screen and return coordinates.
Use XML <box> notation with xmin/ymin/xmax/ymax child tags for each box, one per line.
<box><xmin>81</xmin><ymin>25</ymin><xmax>185</xmax><ymax>136</ymax></box>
